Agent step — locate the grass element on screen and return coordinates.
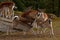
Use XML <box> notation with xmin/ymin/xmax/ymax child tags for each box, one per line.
<box><xmin>53</xmin><ymin>18</ymin><xmax>60</xmax><ymax>29</ymax></box>
<box><xmin>14</xmin><ymin>11</ymin><xmax>23</xmax><ymax>16</ymax></box>
<box><xmin>0</xmin><ymin>17</ymin><xmax>60</xmax><ymax>40</ymax></box>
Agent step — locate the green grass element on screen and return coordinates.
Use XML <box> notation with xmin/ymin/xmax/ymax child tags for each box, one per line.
<box><xmin>14</xmin><ymin>11</ymin><xmax>23</xmax><ymax>16</ymax></box>
<box><xmin>53</xmin><ymin>17</ymin><xmax>60</xmax><ymax>29</ymax></box>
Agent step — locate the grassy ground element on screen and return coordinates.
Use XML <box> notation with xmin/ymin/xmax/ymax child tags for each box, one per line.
<box><xmin>0</xmin><ymin>18</ymin><xmax>60</xmax><ymax>40</ymax></box>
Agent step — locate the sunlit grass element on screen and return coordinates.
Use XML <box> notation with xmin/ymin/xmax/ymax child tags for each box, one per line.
<box><xmin>14</xmin><ymin>11</ymin><xmax>23</xmax><ymax>16</ymax></box>
<box><xmin>52</xmin><ymin>17</ymin><xmax>60</xmax><ymax>29</ymax></box>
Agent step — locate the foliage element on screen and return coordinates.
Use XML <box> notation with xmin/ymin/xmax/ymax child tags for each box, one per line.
<box><xmin>13</xmin><ymin>0</ymin><xmax>26</xmax><ymax>11</ymax></box>
<box><xmin>0</xmin><ymin>0</ymin><xmax>59</xmax><ymax>16</ymax></box>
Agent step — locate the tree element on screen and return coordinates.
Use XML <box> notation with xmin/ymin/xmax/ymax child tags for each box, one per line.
<box><xmin>12</xmin><ymin>0</ymin><xmax>59</xmax><ymax>16</ymax></box>
<box><xmin>13</xmin><ymin>0</ymin><xmax>26</xmax><ymax>11</ymax></box>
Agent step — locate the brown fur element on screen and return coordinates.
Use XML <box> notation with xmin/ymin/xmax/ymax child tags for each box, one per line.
<box><xmin>20</xmin><ymin>10</ymin><xmax>38</xmax><ymax>24</ymax></box>
<box><xmin>0</xmin><ymin>2</ymin><xmax>15</xmax><ymax>18</ymax></box>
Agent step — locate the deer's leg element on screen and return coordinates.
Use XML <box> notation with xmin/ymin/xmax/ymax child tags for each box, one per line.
<box><xmin>49</xmin><ymin>21</ymin><xmax>54</xmax><ymax>36</ymax></box>
<box><xmin>32</xmin><ymin>21</ymin><xmax>38</xmax><ymax>35</ymax></box>
<box><xmin>23</xmin><ymin>31</ymin><xmax>26</xmax><ymax>35</ymax></box>
<box><xmin>37</xmin><ymin>25</ymin><xmax>41</xmax><ymax>34</ymax></box>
